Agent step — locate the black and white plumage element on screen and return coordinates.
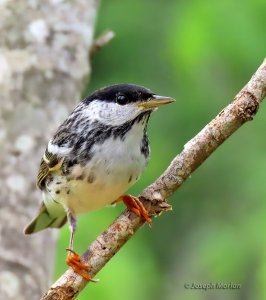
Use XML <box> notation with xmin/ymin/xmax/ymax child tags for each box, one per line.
<box><xmin>24</xmin><ymin>84</ymin><xmax>175</xmax><ymax>236</ymax></box>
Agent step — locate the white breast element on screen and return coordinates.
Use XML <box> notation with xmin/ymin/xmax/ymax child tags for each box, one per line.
<box><xmin>44</xmin><ymin>120</ymin><xmax>149</xmax><ymax>215</ymax></box>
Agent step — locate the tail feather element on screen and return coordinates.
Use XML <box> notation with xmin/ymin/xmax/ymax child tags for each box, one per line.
<box><xmin>24</xmin><ymin>202</ymin><xmax>67</xmax><ymax>234</ymax></box>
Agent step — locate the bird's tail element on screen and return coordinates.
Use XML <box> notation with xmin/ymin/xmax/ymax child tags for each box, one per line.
<box><xmin>23</xmin><ymin>202</ymin><xmax>67</xmax><ymax>234</ymax></box>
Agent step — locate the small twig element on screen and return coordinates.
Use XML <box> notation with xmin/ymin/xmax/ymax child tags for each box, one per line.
<box><xmin>41</xmin><ymin>58</ymin><xmax>266</xmax><ymax>299</ymax></box>
<box><xmin>90</xmin><ymin>30</ymin><xmax>115</xmax><ymax>57</ymax></box>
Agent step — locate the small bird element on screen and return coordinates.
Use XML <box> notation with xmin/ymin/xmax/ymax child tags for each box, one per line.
<box><xmin>24</xmin><ymin>83</ymin><xmax>175</xmax><ymax>280</ymax></box>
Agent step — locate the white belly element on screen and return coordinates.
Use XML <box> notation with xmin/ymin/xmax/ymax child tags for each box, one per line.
<box><xmin>44</xmin><ymin>176</ymin><xmax>133</xmax><ymax>214</ymax></box>
<box><xmin>44</xmin><ymin>131</ymin><xmax>148</xmax><ymax>215</ymax></box>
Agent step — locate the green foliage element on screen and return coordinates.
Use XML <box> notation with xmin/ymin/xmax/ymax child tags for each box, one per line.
<box><xmin>55</xmin><ymin>0</ymin><xmax>266</xmax><ymax>299</ymax></box>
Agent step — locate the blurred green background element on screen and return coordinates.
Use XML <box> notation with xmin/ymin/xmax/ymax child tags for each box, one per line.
<box><xmin>54</xmin><ymin>1</ymin><xmax>266</xmax><ymax>299</ymax></box>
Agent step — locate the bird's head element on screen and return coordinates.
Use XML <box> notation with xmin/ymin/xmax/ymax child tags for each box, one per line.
<box><xmin>83</xmin><ymin>84</ymin><xmax>175</xmax><ymax>126</ymax></box>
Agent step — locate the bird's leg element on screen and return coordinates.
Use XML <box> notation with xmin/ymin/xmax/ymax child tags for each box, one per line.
<box><xmin>67</xmin><ymin>210</ymin><xmax>76</xmax><ymax>251</ymax></box>
<box><xmin>115</xmin><ymin>194</ymin><xmax>152</xmax><ymax>224</ymax></box>
<box><xmin>65</xmin><ymin>210</ymin><xmax>93</xmax><ymax>281</ymax></box>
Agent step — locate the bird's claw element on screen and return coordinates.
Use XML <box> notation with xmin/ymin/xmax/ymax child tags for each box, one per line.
<box><xmin>119</xmin><ymin>195</ymin><xmax>152</xmax><ymax>224</ymax></box>
<box><xmin>66</xmin><ymin>249</ymin><xmax>97</xmax><ymax>282</ymax></box>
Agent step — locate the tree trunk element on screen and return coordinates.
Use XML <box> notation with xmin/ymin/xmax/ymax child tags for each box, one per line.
<box><xmin>0</xmin><ymin>1</ymin><xmax>98</xmax><ymax>299</ymax></box>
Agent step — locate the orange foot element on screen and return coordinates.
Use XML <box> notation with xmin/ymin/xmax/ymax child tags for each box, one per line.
<box><xmin>117</xmin><ymin>195</ymin><xmax>152</xmax><ymax>224</ymax></box>
<box><xmin>66</xmin><ymin>249</ymin><xmax>94</xmax><ymax>281</ymax></box>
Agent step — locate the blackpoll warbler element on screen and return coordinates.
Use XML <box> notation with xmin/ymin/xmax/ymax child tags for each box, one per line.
<box><xmin>24</xmin><ymin>84</ymin><xmax>175</xmax><ymax>280</ymax></box>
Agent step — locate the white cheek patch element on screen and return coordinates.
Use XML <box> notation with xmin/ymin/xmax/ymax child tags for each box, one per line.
<box><xmin>83</xmin><ymin>100</ymin><xmax>145</xmax><ymax>126</ymax></box>
<box><xmin>47</xmin><ymin>140</ymin><xmax>71</xmax><ymax>156</ymax></box>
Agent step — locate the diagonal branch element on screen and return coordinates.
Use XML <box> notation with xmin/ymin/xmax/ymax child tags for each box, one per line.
<box><xmin>90</xmin><ymin>30</ymin><xmax>115</xmax><ymax>57</ymax></box>
<box><xmin>41</xmin><ymin>59</ymin><xmax>266</xmax><ymax>299</ymax></box>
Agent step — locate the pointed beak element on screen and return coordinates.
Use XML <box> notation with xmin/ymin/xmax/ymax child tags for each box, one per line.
<box><xmin>136</xmin><ymin>95</ymin><xmax>175</xmax><ymax>109</ymax></box>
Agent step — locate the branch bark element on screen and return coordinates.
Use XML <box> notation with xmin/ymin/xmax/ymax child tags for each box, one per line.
<box><xmin>0</xmin><ymin>1</ymin><xmax>99</xmax><ymax>299</ymax></box>
<box><xmin>42</xmin><ymin>59</ymin><xmax>266</xmax><ymax>299</ymax></box>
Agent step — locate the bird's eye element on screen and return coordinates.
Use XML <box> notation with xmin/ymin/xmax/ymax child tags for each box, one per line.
<box><xmin>116</xmin><ymin>94</ymin><xmax>129</xmax><ymax>105</ymax></box>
